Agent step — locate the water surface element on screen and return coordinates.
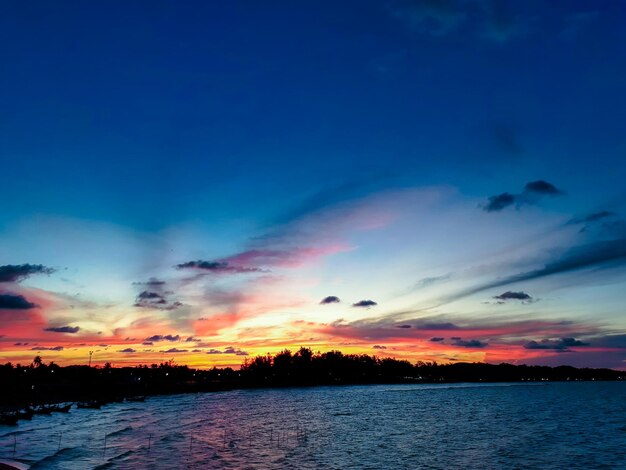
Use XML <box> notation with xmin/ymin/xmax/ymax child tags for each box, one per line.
<box><xmin>1</xmin><ymin>382</ymin><xmax>625</xmax><ymax>469</ymax></box>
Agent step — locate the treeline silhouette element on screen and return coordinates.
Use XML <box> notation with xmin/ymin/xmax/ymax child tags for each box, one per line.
<box><xmin>0</xmin><ymin>349</ymin><xmax>623</xmax><ymax>406</ymax></box>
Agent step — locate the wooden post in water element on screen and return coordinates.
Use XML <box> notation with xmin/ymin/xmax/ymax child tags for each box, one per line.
<box><xmin>12</xmin><ymin>435</ymin><xmax>16</xmax><ymax>457</ymax></box>
<box><xmin>148</xmin><ymin>434</ymin><xmax>151</xmax><ymax>451</ymax></box>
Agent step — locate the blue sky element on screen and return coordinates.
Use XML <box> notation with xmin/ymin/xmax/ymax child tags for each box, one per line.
<box><xmin>1</xmin><ymin>1</ymin><xmax>625</xmax><ymax>368</ymax></box>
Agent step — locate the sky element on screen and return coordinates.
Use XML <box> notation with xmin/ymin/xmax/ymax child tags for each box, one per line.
<box><xmin>1</xmin><ymin>0</ymin><xmax>625</xmax><ymax>369</ymax></box>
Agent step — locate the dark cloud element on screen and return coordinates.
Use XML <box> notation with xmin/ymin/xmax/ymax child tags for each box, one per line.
<box><xmin>451</xmin><ymin>338</ymin><xmax>487</xmax><ymax>348</ymax></box>
<box><xmin>119</xmin><ymin>348</ymin><xmax>136</xmax><ymax>353</ymax></box>
<box><xmin>484</xmin><ymin>193</ymin><xmax>516</xmax><ymax>212</ymax></box>
<box><xmin>176</xmin><ymin>260</ymin><xmax>263</xmax><ymax>274</ymax></box>
<box><xmin>134</xmin><ymin>289</ymin><xmax>182</xmax><ymax>311</ymax></box>
<box><xmin>352</xmin><ymin>300</ymin><xmax>378</xmax><ymax>308</ymax></box>
<box><xmin>494</xmin><ymin>291</ymin><xmax>532</xmax><ymax>301</ymax></box>
<box><xmin>0</xmin><ymin>293</ymin><xmax>38</xmax><ymax>310</ymax></box>
<box><xmin>430</xmin><ymin>337</ymin><xmax>445</xmax><ymax>342</ymax></box>
<box><xmin>44</xmin><ymin>326</ymin><xmax>80</xmax><ymax>333</ymax></box>
<box><xmin>395</xmin><ymin>324</ymin><xmax>412</xmax><ymax>329</ymax></box>
<box><xmin>206</xmin><ymin>349</ymin><xmax>223</xmax><ymax>354</ymax></box>
<box><xmin>0</xmin><ymin>264</ymin><xmax>55</xmax><ymax>283</ymax></box>
<box><xmin>224</xmin><ymin>346</ymin><xmax>249</xmax><ymax>356</ymax></box>
<box><xmin>320</xmin><ymin>296</ymin><xmax>341</xmax><ymax>305</ymax></box>
<box><xmin>185</xmin><ymin>336</ymin><xmax>199</xmax><ymax>342</ymax></box>
<box><xmin>163</xmin><ymin>348</ymin><xmax>188</xmax><ymax>353</ymax></box>
<box><xmin>132</xmin><ymin>278</ymin><xmax>166</xmax><ymax>286</ymax></box>
<box><xmin>524</xmin><ymin>337</ymin><xmax>589</xmax><ymax>351</ymax></box>
<box><xmin>31</xmin><ymin>346</ymin><xmax>64</xmax><ymax>351</ymax></box>
<box><xmin>483</xmin><ymin>180</ymin><xmax>563</xmax><ymax>212</ymax></box>
<box><xmin>142</xmin><ymin>341</ymin><xmax>153</xmax><ymax>346</ymax></box>
<box><xmin>372</xmin><ymin>345</ymin><xmax>387</xmax><ymax>349</ymax></box>
<box><xmin>523</xmin><ymin>180</ymin><xmax>563</xmax><ymax>196</ymax></box>
<box><xmin>191</xmin><ymin>349</ymin><xmax>202</xmax><ymax>353</ymax></box>
<box><xmin>137</xmin><ymin>291</ymin><xmax>163</xmax><ymax>300</ymax></box>
<box><xmin>145</xmin><ymin>334</ymin><xmax>180</xmax><ymax>342</ymax></box>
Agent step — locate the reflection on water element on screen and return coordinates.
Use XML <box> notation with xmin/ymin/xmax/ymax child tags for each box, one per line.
<box><xmin>1</xmin><ymin>382</ymin><xmax>625</xmax><ymax>469</ymax></box>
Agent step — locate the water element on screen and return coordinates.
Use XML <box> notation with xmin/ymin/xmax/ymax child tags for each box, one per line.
<box><xmin>1</xmin><ymin>382</ymin><xmax>625</xmax><ymax>469</ymax></box>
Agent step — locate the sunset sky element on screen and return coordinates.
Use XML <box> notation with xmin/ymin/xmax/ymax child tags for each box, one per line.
<box><xmin>1</xmin><ymin>1</ymin><xmax>625</xmax><ymax>369</ymax></box>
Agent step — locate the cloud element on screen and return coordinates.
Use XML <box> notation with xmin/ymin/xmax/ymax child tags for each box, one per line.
<box><xmin>451</xmin><ymin>338</ymin><xmax>487</xmax><ymax>348</ymax></box>
<box><xmin>320</xmin><ymin>296</ymin><xmax>340</xmax><ymax>304</ymax></box>
<box><xmin>137</xmin><ymin>291</ymin><xmax>163</xmax><ymax>300</ymax></box>
<box><xmin>206</xmin><ymin>349</ymin><xmax>223</xmax><ymax>354</ymax></box>
<box><xmin>523</xmin><ymin>180</ymin><xmax>563</xmax><ymax>196</ymax></box>
<box><xmin>415</xmin><ymin>321</ymin><xmax>459</xmax><ymax>330</ymax></box>
<box><xmin>31</xmin><ymin>346</ymin><xmax>64</xmax><ymax>351</ymax></box>
<box><xmin>119</xmin><ymin>348</ymin><xmax>136</xmax><ymax>353</ymax></box>
<box><xmin>484</xmin><ymin>193</ymin><xmax>516</xmax><ymax>212</ymax></box>
<box><xmin>430</xmin><ymin>337</ymin><xmax>445</xmax><ymax>342</ymax></box>
<box><xmin>44</xmin><ymin>325</ymin><xmax>80</xmax><ymax>333</ymax></box>
<box><xmin>413</xmin><ymin>273</ymin><xmax>453</xmax><ymax>289</ymax></box>
<box><xmin>352</xmin><ymin>300</ymin><xmax>378</xmax><ymax>308</ymax></box>
<box><xmin>134</xmin><ymin>288</ymin><xmax>182</xmax><ymax>311</ymax></box>
<box><xmin>145</xmin><ymin>334</ymin><xmax>180</xmax><ymax>342</ymax></box>
<box><xmin>0</xmin><ymin>293</ymin><xmax>38</xmax><ymax>310</ymax></box>
<box><xmin>396</xmin><ymin>324</ymin><xmax>412</xmax><ymax>329</ymax></box>
<box><xmin>389</xmin><ymin>0</ymin><xmax>527</xmax><ymax>42</ymax></box>
<box><xmin>319</xmin><ymin>315</ymin><xmax>601</xmax><ymax>346</ymax></box>
<box><xmin>483</xmin><ymin>180</ymin><xmax>563</xmax><ymax>212</ymax></box>
<box><xmin>389</xmin><ymin>0</ymin><xmax>467</xmax><ymax>37</ymax></box>
<box><xmin>132</xmin><ymin>278</ymin><xmax>166</xmax><ymax>286</ymax></box>
<box><xmin>444</xmin><ymin>238</ymin><xmax>626</xmax><ymax>304</ymax></box>
<box><xmin>163</xmin><ymin>348</ymin><xmax>188</xmax><ymax>353</ymax></box>
<box><xmin>524</xmin><ymin>337</ymin><xmax>589</xmax><ymax>351</ymax></box>
<box><xmin>372</xmin><ymin>345</ymin><xmax>387</xmax><ymax>349</ymax></box>
<box><xmin>142</xmin><ymin>341</ymin><xmax>153</xmax><ymax>346</ymax></box>
<box><xmin>493</xmin><ymin>291</ymin><xmax>532</xmax><ymax>301</ymax></box>
<box><xmin>0</xmin><ymin>264</ymin><xmax>55</xmax><ymax>283</ymax></box>
<box><xmin>176</xmin><ymin>260</ymin><xmax>263</xmax><ymax>274</ymax></box>
<box><xmin>224</xmin><ymin>346</ymin><xmax>249</xmax><ymax>356</ymax></box>
<box><xmin>567</xmin><ymin>211</ymin><xmax>616</xmax><ymax>225</ymax></box>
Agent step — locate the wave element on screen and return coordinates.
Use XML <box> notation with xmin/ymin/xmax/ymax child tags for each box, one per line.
<box><xmin>107</xmin><ymin>426</ymin><xmax>133</xmax><ymax>438</ymax></box>
<box><xmin>382</xmin><ymin>382</ymin><xmax>549</xmax><ymax>393</ymax></box>
<box><xmin>30</xmin><ymin>446</ymin><xmax>83</xmax><ymax>469</ymax></box>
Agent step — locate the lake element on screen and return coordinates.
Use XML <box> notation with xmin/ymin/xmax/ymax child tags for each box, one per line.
<box><xmin>1</xmin><ymin>382</ymin><xmax>625</xmax><ymax>469</ymax></box>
